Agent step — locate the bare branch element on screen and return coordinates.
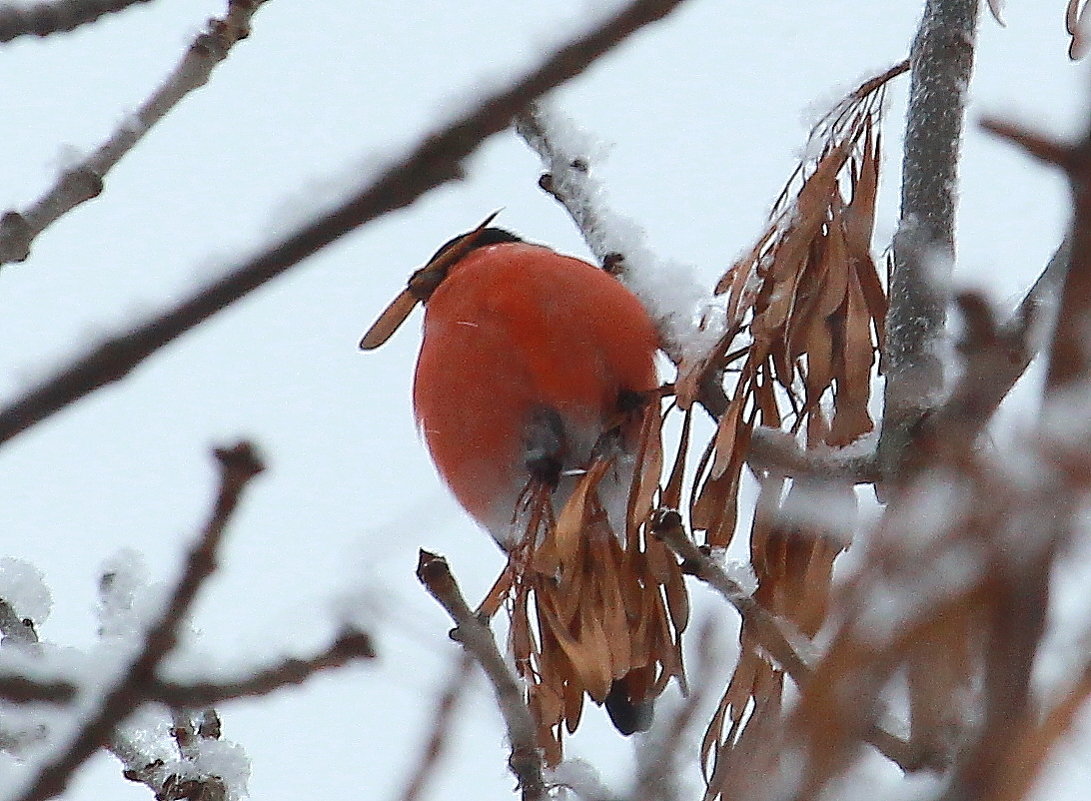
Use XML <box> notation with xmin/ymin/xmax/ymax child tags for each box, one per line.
<box><xmin>880</xmin><ymin>0</ymin><xmax>981</xmax><ymax>483</ymax></box>
<box><xmin>396</xmin><ymin>654</ymin><xmax>473</xmax><ymax>801</ymax></box>
<box><xmin>0</xmin><ymin>0</ymin><xmax>156</xmax><ymax>42</ymax></box>
<box><xmin>913</xmin><ymin>244</ymin><xmax>1064</xmax><ymax>455</ymax></box>
<box><xmin>150</xmin><ymin>628</ymin><xmax>375</xmax><ymax>706</ymax></box>
<box><xmin>0</xmin><ymin>675</ymin><xmax>76</xmax><ymax>704</ymax></box>
<box><xmin>0</xmin><ymin>0</ymin><xmax>268</xmax><ymax>266</ymax></box>
<box><xmin>980</xmin><ymin>117</ymin><xmax>1074</xmax><ymax>169</ymax></box>
<box><xmin>416</xmin><ymin>550</ymin><xmax>546</xmax><ymax>801</ymax></box>
<box><xmin>1047</xmin><ymin>173</ymin><xmax>1091</xmax><ymax>391</ymax></box>
<box><xmin>631</xmin><ymin>621</ymin><xmax>718</xmax><ymax>801</ymax></box>
<box><xmin>993</xmin><ymin>657</ymin><xmax>1091</xmax><ymax>801</ymax></box>
<box><xmin>0</xmin><ymin>0</ymin><xmax>692</xmax><ymax>448</ymax></box>
<box><xmin>983</xmin><ymin>110</ymin><xmax>1091</xmax><ymax>391</ymax></box>
<box><xmin>13</xmin><ymin>441</ymin><xmax>263</xmax><ymax>801</ymax></box>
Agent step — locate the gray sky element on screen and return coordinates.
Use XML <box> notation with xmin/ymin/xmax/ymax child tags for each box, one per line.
<box><xmin>0</xmin><ymin>1</ymin><xmax>1085</xmax><ymax>799</ymax></box>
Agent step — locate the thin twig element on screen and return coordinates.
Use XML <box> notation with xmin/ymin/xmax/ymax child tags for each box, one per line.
<box><xmin>652</xmin><ymin>510</ymin><xmax>811</xmax><ymax>684</ymax></box>
<box><xmin>0</xmin><ymin>675</ymin><xmax>76</xmax><ymax>704</ymax></box>
<box><xmin>0</xmin><ymin>0</ymin><xmax>267</xmax><ymax>265</ymax></box>
<box><xmin>0</xmin><ymin>0</ymin><xmax>156</xmax><ymax>42</ymax></box>
<box><xmin>150</xmin><ymin>629</ymin><xmax>375</xmax><ymax>706</ymax></box>
<box><xmin>0</xmin><ymin>0</ymin><xmax>692</xmax><ymax>448</ymax></box>
<box><xmin>980</xmin><ymin>117</ymin><xmax>1074</xmax><ymax>169</ymax></box>
<box><xmin>13</xmin><ymin>442</ymin><xmax>263</xmax><ymax>801</ymax></box>
<box><xmin>914</xmin><ymin>247</ymin><xmax>1066</xmax><ymax>457</ymax></box>
<box><xmin>984</xmin><ymin>108</ymin><xmax>1091</xmax><ymax>391</ymax></box>
<box><xmin>397</xmin><ymin>654</ymin><xmax>474</xmax><ymax>801</ymax></box>
<box><xmin>416</xmin><ymin>550</ymin><xmax>546</xmax><ymax>801</ymax></box>
<box><xmin>631</xmin><ymin>621</ymin><xmax>717</xmax><ymax>801</ymax></box>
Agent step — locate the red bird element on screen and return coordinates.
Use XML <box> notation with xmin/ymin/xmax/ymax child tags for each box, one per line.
<box><xmin>362</xmin><ymin>219</ymin><xmax>685</xmax><ymax>751</ymax></box>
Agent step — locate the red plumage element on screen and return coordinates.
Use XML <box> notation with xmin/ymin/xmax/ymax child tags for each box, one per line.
<box><xmin>413</xmin><ymin>238</ymin><xmax>659</xmax><ymax>546</ymax></box>
<box><xmin>362</xmin><ymin>223</ymin><xmax>687</xmax><ymax>756</ymax></box>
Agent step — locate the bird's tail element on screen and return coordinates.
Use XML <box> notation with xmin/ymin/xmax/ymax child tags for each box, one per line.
<box><xmin>605</xmin><ymin>672</ymin><xmax>655</xmax><ymax>735</ymax></box>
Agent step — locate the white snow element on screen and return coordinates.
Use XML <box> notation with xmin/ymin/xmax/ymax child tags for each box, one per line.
<box><xmin>0</xmin><ymin>558</ymin><xmax>52</xmax><ymax>625</ymax></box>
<box><xmin>518</xmin><ymin>102</ymin><xmax>724</xmax><ymax>364</ymax></box>
<box><xmin>546</xmin><ymin>757</ymin><xmax>615</xmax><ymax>801</ymax></box>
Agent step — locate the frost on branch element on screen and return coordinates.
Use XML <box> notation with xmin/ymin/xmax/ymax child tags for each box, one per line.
<box><xmin>515</xmin><ymin>101</ymin><xmax>721</xmax><ymax>364</ymax></box>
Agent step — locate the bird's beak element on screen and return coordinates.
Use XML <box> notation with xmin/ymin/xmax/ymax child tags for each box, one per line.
<box><xmin>358</xmin><ymin>210</ymin><xmax>501</xmax><ymax>351</ymax></box>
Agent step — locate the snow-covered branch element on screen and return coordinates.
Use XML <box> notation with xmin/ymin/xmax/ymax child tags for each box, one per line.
<box><xmin>514</xmin><ymin>102</ymin><xmax>720</xmax><ymax>369</ymax></box>
<box><xmin>11</xmin><ymin>442</ymin><xmax>263</xmax><ymax>801</ymax></box>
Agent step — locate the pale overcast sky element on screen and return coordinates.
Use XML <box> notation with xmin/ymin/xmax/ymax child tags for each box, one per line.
<box><xmin>0</xmin><ymin>2</ymin><xmax>1085</xmax><ymax>799</ymax></box>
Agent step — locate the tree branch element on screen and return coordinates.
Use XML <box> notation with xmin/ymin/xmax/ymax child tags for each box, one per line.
<box><xmin>13</xmin><ymin>441</ymin><xmax>263</xmax><ymax>801</ymax></box>
<box><xmin>0</xmin><ymin>0</ymin><xmax>692</xmax><ymax>448</ymax></box>
<box><xmin>0</xmin><ymin>0</ymin><xmax>157</xmax><ymax>42</ymax></box>
<box><xmin>416</xmin><ymin>550</ymin><xmax>546</xmax><ymax>801</ymax></box>
<box><xmin>150</xmin><ymin>628</ymin><xmax>375</xmax><ymax>707</ymax></box>
<box><xmin>981</xmin><ymin>114</ymin><xmax>1091</xmax><ymax>392</ymax></box>
<box><xmin>879</xmin><ymin>0</ymin><xmax>981</xmax><ymax>483</ymax></box>
<box><xmin>651</xmin><ymin>510</ymin><xmax>812</xmax><ymax>684</ymax></box>
<box><xmin>746</xmin><ymin>427</ymin><xmax>880</xmax><ymax>484</ymax></box>
<box><xmin>396</xmin><ymin>654</ymin><xmax>474</xmax><ymax>801</ymax></box>
<box><xmin>514</xmin><ymin>102</ymin><xmax>725</xmax><ymax>415</ymax></box>
<box><xmin>0</xmin><ymin>675</ymin><xmax>76</xmax><ymax>704</ymax></box>
<box><xmin>0</xmin><ymin>0</ymin><xmax>268</xmax><ymax>266</ymax></box>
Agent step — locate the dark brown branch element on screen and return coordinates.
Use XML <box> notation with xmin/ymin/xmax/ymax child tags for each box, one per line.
<box><xmin>397</xmin><ymin>654</ymin><xmax>474</xmax><ymax>801</ymax></box>
<box><xmin>0</xmin><ymin>675</ymin><xmax>76</xmax><ymax>704</ymax></box>
<box><xmin>993</xmin><ymin>656</ymin><xmax>1091</xmax><ymax>801</ymax></box>
<box><xmin>914</xmin><ymin>244</ymin><xmax>1066</xmax><ymax>454</ymax></box>
<box><xmin>0</xmin><ymin>0</ymin><xmax>691</xmax><ymax>448</ymax></box>
<box><xmin>0</xmin><ymin>0</ymin><xmax>267</xmax><ymax>265</ymax></box>
<box><xmin>1047</xmin><ymin>158</ymin><xmax>1091</xmax><ymax>391</ymax></box>
<box><xmin>981</xmin><ymin>115</ymin><xmax>1091</xmax><ymax>391</ymax></box>
<box><xmin>980</xmin><ymin>117</ymin><xmax>1074</xmax><ymax>169</ymax></box>
<box><xmin>14</xmin><ymin>441</ymin><xmax>263</xmax><ymax>801</ymax></box>
<box><xmin>880</xmin><ymin>0</ymin><xmax>981</xmax><ymax>484</ymax></box>
<box><xmin>416</xmin><ymin>550</ymin><xmax>546</xmax><ymax>801</ymax></box>
<box><xmin>0</xmin><ymin>0</ymin><xmax>156</xmax><ymax>42</ymax></box>
<box><xmin>150</xmin><ymin>629</ymin><xmax>375</xmax><ymax>706</ymax></box>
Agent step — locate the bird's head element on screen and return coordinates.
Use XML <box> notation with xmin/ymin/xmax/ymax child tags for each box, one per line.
<box><xmin>359</xmin><ymin>212</ymin><xmax>508</xmax><ymax>350</ymax></box>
